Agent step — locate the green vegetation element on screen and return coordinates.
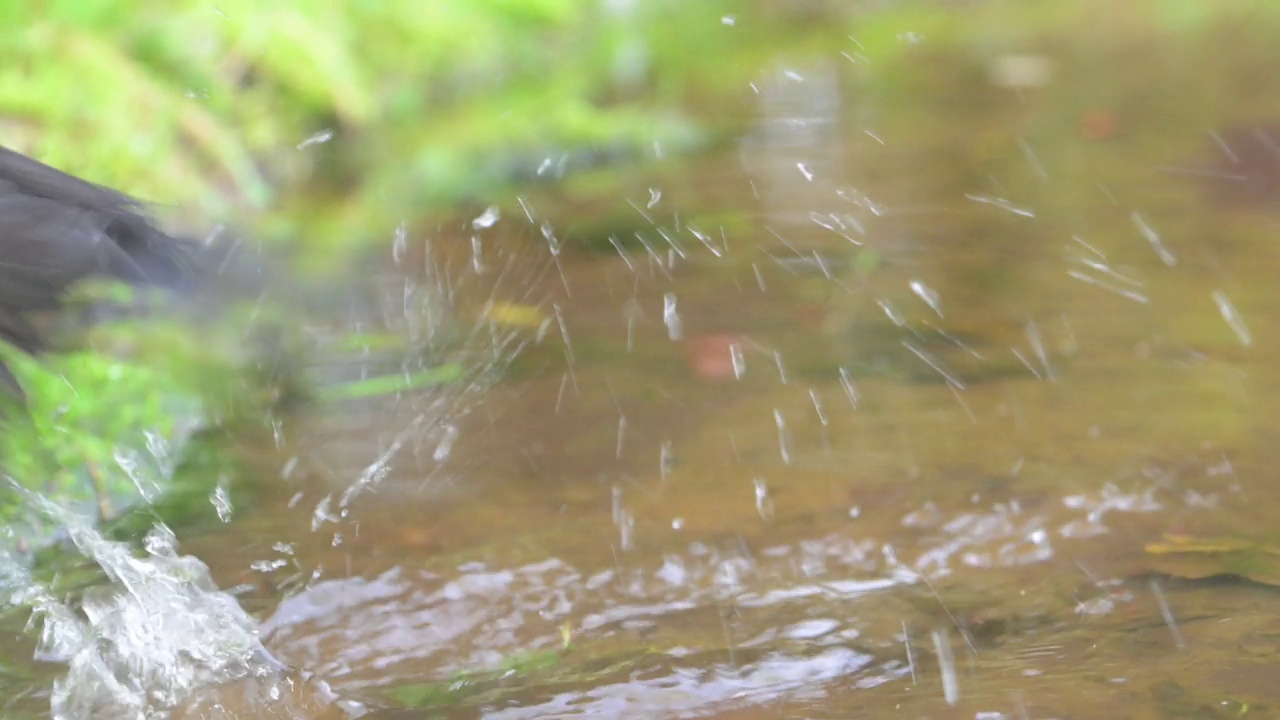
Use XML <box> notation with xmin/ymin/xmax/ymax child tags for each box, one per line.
<box><xmin>4</xmin><ymin>0</ymin><xmax>1275</xmax><ymax>250</ymax></box>
<box><xmin>0</xmin><ymin>302</ymin><xmax>274</xmax><ymax>545</ymax></box>
<box><xmin>0</xmin><ymin>0</ymin><xmax>780</xmax><ymax>257</ymax></box>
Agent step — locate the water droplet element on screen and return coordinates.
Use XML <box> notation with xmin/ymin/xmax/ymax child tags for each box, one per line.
<box><xmin>1131</xmin><ymin>211</ymin><xmax>1176</xmax><ymax>266</ymax></box>
<box><xmin>311</xmin><ymin>496</ymin><xmax>339</xmax><ymax>532</ymax></box>
<box><xmin>663</xmin><ymin>293</ymin><xmax>682</xmax><ymax>340</ymax></box>
<box><xmin>909</xmin><ymin>279</ymin><xmax>943</xmax><ymax>317</ymax></box>
<box><xmin>618</xmin><ymin>510</ymin><xmax>635</xmax><ymax>551</ymax></box>
<box><xmin>878</xmin><ymin>299</ymin><xmax>907</xmax><ymax>326</ymax></box>
<box><xmin>296</xmin><ymin>129</ymin><xmax>334</xmax><ymax>149</ymax></box>
<box><xmin>1212</xmin><ymin>290</ymin><xmax>1252</xmax><ymax>346</ymax></box>
<box><xmin>210</xmin><ymin>482</ymin><xmax>233</xmax><ymax>523</ymax></box>
<box><xmin>755</xmin><ymin>477</ymin><xmax>774</xmax><ymax>519</ymax></box>
<box><xmin>470</xmin><ymin>236</ymin><xmax>486</xmax><ymax>274</ymax></box>
<box><xmin>932</xmin><ymin>628</ymin><xmax>960</xmax><ymax>705</ymax></box>
<box><xmin>433</xmin><ymin>424</ymin><xmax>458</xmax><ymax>462</ymax></box>
<box><xmin>774</xmin><ymin>410</ymin><xmax>791</xmax><ymax>465</ymax></box>
<box><xmin>541</xmin><ymin>223</ymin><xmax>561</xmax><ymax>256</ymax></box>
<box><xmin>472</xmin><ymin>206</ymin><xmax>501</xmax><ymax>230</ymax></box>
<box><xmin>809</xmin><ymin>388</ymin><xmax>828</xmax><ymax>426</ymax></box>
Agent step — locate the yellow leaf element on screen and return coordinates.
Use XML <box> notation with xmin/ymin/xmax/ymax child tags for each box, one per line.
<box><xmin>487</xmin><ymin>302</ymin><xmax>547</xmax><ymax>330</ymax></box>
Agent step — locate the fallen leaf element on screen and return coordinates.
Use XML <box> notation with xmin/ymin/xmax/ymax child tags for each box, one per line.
<box><xmin>686</xmin><ymin>333</ymin><xmax>743</xmax><ymax>382</ymax></box>
<box><xmin>488</xmin><ymin>301</ymin><xmax>547</xmax><ymax>330</ymax></box>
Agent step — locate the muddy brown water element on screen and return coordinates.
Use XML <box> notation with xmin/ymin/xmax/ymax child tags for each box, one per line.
<box><xmin>11</xmin><ymin>5</ymin><xmax>1280</xmax><ymax>719</ymax></box>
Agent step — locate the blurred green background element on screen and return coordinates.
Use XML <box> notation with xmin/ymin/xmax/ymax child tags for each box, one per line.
<box><xmin>1</xmin><ymin>0</ymin><xmax>768</xmax><ymax>257</ymax></box>
<box><xmin>4</xmin><ymin>0</ymin><xmax>1270</xmax><ymax>255</ymax></box>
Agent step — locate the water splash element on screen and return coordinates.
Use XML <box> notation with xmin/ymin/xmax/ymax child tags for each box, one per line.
<box><xmin>471</xmin><ymin>206</ymin><xmax>501</xmax><ymax>230</ymax></box>
<box><xmin>210</xmin><ymin>480</ymin><xmax>234</xmax><ymax>523</ymax></box>
<box><xmin>3</xmin><ymin>500</ymin><xmax>278</xmax><ymax>719</ymax></box>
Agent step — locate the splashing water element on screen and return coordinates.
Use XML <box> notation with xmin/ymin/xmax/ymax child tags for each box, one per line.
<box><xmin>3</xmin><ymin>498</ymin><xmax>279</xmax><ymax>719</ymax></box>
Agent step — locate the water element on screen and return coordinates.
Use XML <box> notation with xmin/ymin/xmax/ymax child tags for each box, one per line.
<box><xmin>2</xmin><ymin>508</ymin><xmax>279</xmax><ymax>719</ymax></box>
<box><xmin>8</xmin><ymin>3</ymin><xmax>1280</xmax><ymax>718</ymax></box>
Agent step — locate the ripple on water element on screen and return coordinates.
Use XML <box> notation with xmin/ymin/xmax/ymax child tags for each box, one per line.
<box><xmin>242</xmin><ymin>475</ymin><xmax>1172</xmax><ymax>715</ymax></box>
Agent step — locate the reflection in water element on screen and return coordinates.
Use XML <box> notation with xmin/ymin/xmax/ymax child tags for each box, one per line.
<box><xmin>741</xmin><ymin>61</ymin><xmax>850</xmax><ymax>246</ymax></box>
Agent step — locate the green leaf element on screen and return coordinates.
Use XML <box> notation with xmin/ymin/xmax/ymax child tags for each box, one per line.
<box><xmin>315</xmin><ymin>365</ymin><xmax>466</xmax><ymax>402</ymax></box>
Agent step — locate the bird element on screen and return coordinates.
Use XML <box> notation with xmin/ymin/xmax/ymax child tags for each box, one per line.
<box><xmin>0</xmin><ymin>145</ymin><xmax>211</xmax><ymax>388</ymax></box>
<box><xmin>0</xmin><ymin>143</ymin><xmax>238</xmax><ymax>399</ymax></box>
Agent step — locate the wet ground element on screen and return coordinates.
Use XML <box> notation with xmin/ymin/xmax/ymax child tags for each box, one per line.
<box><xmin>9</xmin><ymin>3</ymin><xmax>1280</xmax><ymax>718</ymax></box>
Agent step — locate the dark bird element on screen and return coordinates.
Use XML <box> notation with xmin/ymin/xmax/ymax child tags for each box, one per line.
<box><xmin>0</xmin><ymin>145</ymin><xmax>212</xmax><ymax>387</ymax></box>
